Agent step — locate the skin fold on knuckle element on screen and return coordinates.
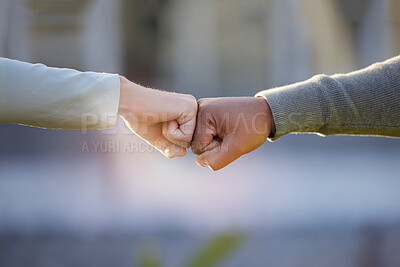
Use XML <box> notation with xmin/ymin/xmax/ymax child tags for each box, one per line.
<box><xmin>191</xmin><ymin>132</ymin><xmax>212</xmax><ymax>155</ymax></box>
<box><xmin>191</xmin><ymin>131</ymin><xmax>204</xmax><ymax>156</ymax></box>
<box><xmin>191</xmin><ymin>143</ymin><xmax>203</xmax><ymax>155</ymax></box>
<box><xmin>179</xmin><ymin>124</ymin><xmax>195</xmax><ymax>144</ymax></box>
<box><xmin>167</xmin><ymin>130</ymin><xmax>191</xmax><ymax>147</ymax></box>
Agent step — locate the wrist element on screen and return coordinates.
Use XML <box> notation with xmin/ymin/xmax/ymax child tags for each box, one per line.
<box><xmin>256</xmin><ymin>96</ymin><xmax>276</xmax><ymax>138</ymax></box>
<box><xmin>118</xmin><ymin>76</ymin><xmax>133</xmax><ymax>116</ymax></box>
<box><xmin>118</xmin><ymin>76</ymin><xmax>150</xmax><ymax>119</ymax></box>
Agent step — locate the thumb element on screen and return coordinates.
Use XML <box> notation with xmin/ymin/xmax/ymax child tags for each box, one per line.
<box><xmin>162</xmin><ymin>118</ymin><xmax>195</xmax><ymax>148</ymax></box>
<box><xmin>196</xmin><ymin>136</ymin><xmax>242</xmax><ymax>171</ymax></box>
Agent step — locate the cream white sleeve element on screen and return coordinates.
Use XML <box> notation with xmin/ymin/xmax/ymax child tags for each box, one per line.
<box><xmin>0</xmin><ymin>57</ymin><xmax>120</xmax><ymax>129</ymax></box>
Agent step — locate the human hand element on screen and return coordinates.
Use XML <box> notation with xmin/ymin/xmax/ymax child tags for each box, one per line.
<box><xmin>118</xmin><ymin>76</ymin><xmax>197</xmax><ymax>158</ymax></box>
<box><xmin>191</xmin><ymin>97</ymin><xmax>275</xmax><ymax>171</ymax></box>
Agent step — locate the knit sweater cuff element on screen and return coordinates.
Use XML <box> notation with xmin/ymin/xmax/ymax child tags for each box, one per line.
<box><xmin>256</xmin><ymin>76</ymin><xmax>326</xmax><ymax>141</ymax></box>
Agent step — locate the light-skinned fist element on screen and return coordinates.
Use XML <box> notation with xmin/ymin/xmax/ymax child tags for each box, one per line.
<box><xmin>118</xmin><ymin>76</ymin><xmax>197</xmax><ymax>158</ymax></box>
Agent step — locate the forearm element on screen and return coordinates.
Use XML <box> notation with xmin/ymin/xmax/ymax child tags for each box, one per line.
<box><xmin>0</xmin><ymin>58</ymin><xmax>120</xmax><ymax>129</ymax></box>
<box><xmin>257</xmin><ymin>55</ymin><xmax>400</xmax><ymax>140</ymax></box>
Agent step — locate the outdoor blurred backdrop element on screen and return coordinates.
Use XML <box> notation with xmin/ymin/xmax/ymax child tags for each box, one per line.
<box><xmin>1</xmin><ymin>0</ymin><xmax>400</xmax><ymax>266</ymax></box>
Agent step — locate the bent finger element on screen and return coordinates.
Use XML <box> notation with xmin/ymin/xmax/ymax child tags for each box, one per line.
<box><xmin>152</xmin><ymin>135</ymin><xmax>187</xmax><ymax>158</ymax></box>
<box><xmin>196</xmin><ymin>136</ymin><xmax>241</xmax><ymax>171</ymax></box>
<box><xmin>162</xmin><ymin>120</ymin><xmax>192</xmax><ymax>148</ymax></box>
<box><xmin>191</xmin><ymin>118</ymin><xmax>216</xmax><ymax>155</ymax></box>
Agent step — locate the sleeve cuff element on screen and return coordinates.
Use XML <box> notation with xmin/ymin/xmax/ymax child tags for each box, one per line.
<box><xmin>256</xmin><ymin>76</ymin><xmax>327</xmax><ymax>141</ymax></box>
<box><xmin>92</xmin><ymin>73</ymin><xmax>121</xmax><ymax>129</ymax></box>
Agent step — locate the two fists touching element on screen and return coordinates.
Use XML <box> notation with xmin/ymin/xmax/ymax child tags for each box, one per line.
<box><xmin>118</xmin><ymin>77</ymin><xmax>275</xmax><ymax>171</ymax></box>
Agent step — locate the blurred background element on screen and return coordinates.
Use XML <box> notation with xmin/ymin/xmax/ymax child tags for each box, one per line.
<box><xmin>1</xmin><ymin>0</ymin><xmax>400</xmax><ymax>266</ymax></box>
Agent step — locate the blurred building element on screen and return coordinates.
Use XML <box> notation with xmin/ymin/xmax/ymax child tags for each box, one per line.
<box><xmin>0</xmin><ymin>0</ymin><xmax>121</xmax><ymax>71</ymax></box>
<box><xmin>0</xmin><ymin>0</ymin><xmax>122</xmax><ymax>155</ymax></box>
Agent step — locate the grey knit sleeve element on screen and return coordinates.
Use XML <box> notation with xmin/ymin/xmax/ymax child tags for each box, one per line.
<box><xmin>256</xmin><ymin>55</ymin><xmax>400</xmax><ymax>141</ymax></box>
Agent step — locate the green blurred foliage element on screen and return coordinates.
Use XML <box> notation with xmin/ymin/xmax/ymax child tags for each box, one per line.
<box><xmin>137</xmin><ymin>232</ymin><xmax>243</xmax><ymax>267</ymax></box>
<box><xmin>138</xmin><ymin>243</ymin><xmax>162</xmax><ymax>267</ymax></box>
<box><xmin>184</xmin><ymin>232</ymin><xmax>243</xmax><ymax>267</ymax></box>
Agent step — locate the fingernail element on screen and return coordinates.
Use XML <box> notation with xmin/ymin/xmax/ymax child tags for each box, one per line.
<box><xmin>164</xmin><ymin>148</ymin><xmax>173</xmax><ymax>158</ymax></box>
<box><xmin>196</xmin><ymin>158</ymin><xmax>207</xmax><ymax>167</ymax></box>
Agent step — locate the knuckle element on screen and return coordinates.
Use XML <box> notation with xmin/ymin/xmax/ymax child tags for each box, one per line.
<box><xmin>197</xmin><ymin>98</ymin><xmax>208</xmax><ymax>110</ymax></box>
<box><xmin>183</xmin><ymin>135</ymin><xmax>193</xmax><ymax>144</ymax></box>
<box><xmin>191</xmin><ymin>143</ymin><xmax>202</xmax><ymax>155</ymax></box>
<box><xmin>187</xmin><ymin>94</ymin><xmax>197</xmax><ymax>104</ymax></box>
<box><xmin>179</xmin><ymin>140</ymin><xmax>190</xmax><ymax>148</ymax></box>
<box><xmin>184</xmin><ymin>94</ymin><xmax>197</xmax><ymax>107</ymax></box>
<box><xmin>183</xmin><ymin>97</ymin><xmax>198</xmax><ymax>118</ymax></box>
<box><xmin>191</xmin><ymin>147</ymin><xmax>201</xmax><ymax>155</ymax></box>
